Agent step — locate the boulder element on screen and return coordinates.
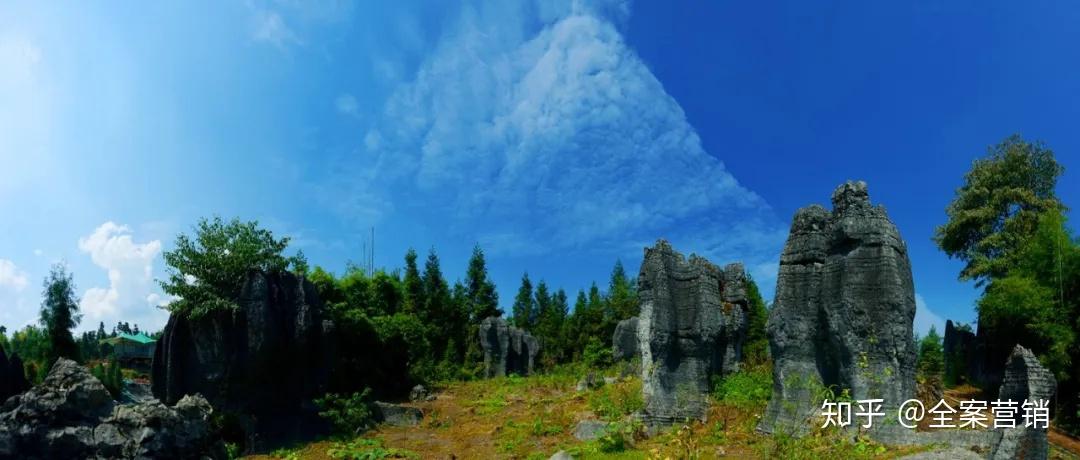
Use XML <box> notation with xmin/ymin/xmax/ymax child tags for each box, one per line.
<box><xmin>151</xmin><ymin>269</ymin><xmax>334</xmax><ymax>445</ymax></box>
<box><xmin>550</xmin><ymin>450</ymin><xmax>574</xmax><ymax>460</ymax></box>
<box><xmin>575</xmin><ymin>372</ymin><xmax>604</xmax><ymax>392</ymax></box>
<box><xmin>611</xmin><ymin>316</ymin><xmax>639</xmax><ymax>362</ymax></box>
<box><xmin>943</xmin><ymin>320</ymin><xmax>976</xmax><ymax>385</ymax></box>
<box><xmin>0</xmin><ymin>358</ymin><xmax>224</xmax><ymax>459</ymax></box>
<box><xmin>637</xmin><ymin>240</ymin><xmax>749</xmax><ymax>425</ymax></box>
<box><xmin>988</xmin><ymin>345</ymin><xmax>1055</xmax><ymax>460</ymax></box>
<box><xmin>572</xmin><ymin>420</ymin><xmax>608</xmax><ymax>441</ymax></box>
<box><xmin>478</xmin><ymin>316</ymin><xmax>540</xmax><ymax>378</ymax></box>
<box><xmin>409</xmin><ymin>384</ymin><xmax>434</xmax><ymax>402</ymax></box>
<box><xmin>759</xmin><ymin>181</ymin><xmax>917</xmax><ymax>435</ymax></box>
<box><xmin>373</xmin><ymin>402</ymin><xmax>423</xmax><ymax>427</ymax></box>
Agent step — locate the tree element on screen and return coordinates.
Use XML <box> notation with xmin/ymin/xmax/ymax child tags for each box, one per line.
<box><xmin>402</xmin><ymin>249</ymin><xmax>424</xmax><ymax>315</ymax></box>
<box><xmin>160</xmin><ymin>216</ymin><xmax>304</xmax><ymax>317</ymax></box>
<box><xmin>465</xmin><ymin>245</ymin><xmax>500</xmax><ymax>321</ymax></box>
<box><xmin>40</xmin><ymin>263</ymin><xmax>81</xmax><ymax>364</ymax></box>
<box><xmin>607</xmin><ymin>261</ymin><xmax>637</xmax><ymax>320</ymax></box>
<box><xmin>917</xmin><ymin>326</ymin><xmax>945</xmax><ymax>379</ymax></box>
<box><xmin>934</xmin><ymin>135</ymin><xmax>1065</xmax><ymax>285</ymax></box>
<box><xmin>743</xmin><ymin>272</ymin><xmax>770</xmax><ymax>365</ymax></box>
<box><xmin>511</xmin><ymin>273</ymin><xmax>535</xmax><ymax>330</ymax></box>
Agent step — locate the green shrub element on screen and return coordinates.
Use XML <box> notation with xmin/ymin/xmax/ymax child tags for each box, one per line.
<box><xmin>712</xmin><ymin>364</ymin><xmax>772</xmax><ymax>409</ymax></box>
<box><xmin>581</xmin><ymin>337</ymin><xmax>612</xmax><ymax>369</ymax></box>
<box><xmin>90</xmin><ymin>359</ymin><xmax>123</xmax><ymax>399</ymax></box>
<box><xmin>316</xmin><ymin>389</ymin><xmax>376</xmax><ymax>436</ymax></box>
<box><xmin>587</xmin><ymin>379</ymin><xmax>644</xmax><ymax>420</ymax></box>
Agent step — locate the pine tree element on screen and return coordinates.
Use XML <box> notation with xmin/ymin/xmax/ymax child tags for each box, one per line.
<box><xmin>40</xmin><ymin>263</ymin><xmax>82</xmax><ymax>364</ymax></box>
<box><xmin>465</xmin><ymin>245</ymin><xmax>500</xmax><ymax>321</ymax></box>
<box><xmin>511</xmin><ymin>273</ymin><xmax>535</xmax><ymax>330</ymax></box>
<box><xmin>607</xmin><ymin>260</ymin><xmax>637</xmax><ymax>320</ymax></box>
<box><xmin>403</xmin><ymin>249</ymin><xmax>424</xmax><ymax>315</ymax></box>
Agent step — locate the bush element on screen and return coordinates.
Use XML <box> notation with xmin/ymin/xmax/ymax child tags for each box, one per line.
<box><xmin>90</xmin><ymin>359</ymin><xmax>123</xmax><ymax>399</ymax></box>
<box><xmin>316</xmin><ymin>389</ymin><xmax>376</xmax><ymax>436</ymax></box>
<box><xmin>587</xmin><ymin>378</ymin><xmax>644</xmax><ymax>420</ymax></box>
<box><xmin>581</xmin><ymin>337</ymin><xmax>611</xmax><ymax>369</ymax></box>
<box><xmin>712</xmin><ymin>364</ymin><xmax>772</xmax><ymax>409</ymax></box>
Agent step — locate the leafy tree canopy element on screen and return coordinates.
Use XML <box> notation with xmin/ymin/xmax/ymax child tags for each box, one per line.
<box><xmin>40</xmin><ymin>263</ymin><xmax>81</xmax><ymax>364</ymax></box>
<box><xmin>159</xmin><ymin>216</ymin><xmax>305</xmax><ymax>318</ymax></box>
<box><xmin>934</xmin><ymin>134</ymin><xmax>1065</xmax><ymax>285</ymax></box>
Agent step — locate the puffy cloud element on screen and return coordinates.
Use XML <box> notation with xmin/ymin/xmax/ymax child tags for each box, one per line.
<box><xmin>77</xmin><ymin>222</ymin><xmax>168</xmax><ymax>329</ymax></box>
<box><xmin>0</xmin><ymin>259</ymin><xmax>28</xmax><ymax>292</ymax></box>
<box><xmin>329</xmin><ymin>0</ymin><xmax>785</xmax><ymax>273</ymax></box>
<box><xmin>914</xmin><ymin>293</ymin><xmax>946</xmax><ymax>338</ymax></box>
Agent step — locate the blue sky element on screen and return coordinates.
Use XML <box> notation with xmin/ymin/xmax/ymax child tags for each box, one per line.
<box><xmin>0</xmin><ymin>0</ymin><xmax>1076</xmax><ymax>337</ymax></box>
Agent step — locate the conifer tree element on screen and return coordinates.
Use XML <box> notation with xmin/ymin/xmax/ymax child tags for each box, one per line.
<box><xmin>402</xmin><ymin>249</ymin><xmax>424</xmax><ymax>315</ymax></box>
<box><xmin>511</xmin><ymin>273</ymin><xmax>535</xmax><ymax>330</ymax></box>
<box><xmin>465</xmin><ymin>245</ymin><xmax>500</xmax><ymax>321</ymax></box>
<box><xmin>40</xmin><ymin>263</ymin><xmax>81</xmax><ymax>364</ymax></box>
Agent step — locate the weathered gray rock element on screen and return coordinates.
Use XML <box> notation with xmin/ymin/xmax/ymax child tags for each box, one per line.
<box><xmin>151</xmin><ymin>269</ymin><xmax>334</xmax><ymax>445</ymax></box>
<box><xmin>549</xmin><ymin>450</ymin><xmax>574</xmax><ymax>460</ymax></box>
<box><xmin>409</xmin><ymin>384</ymin><xmax>434</xmax><ymax>402</ymax></box>
<box><xmin>943</xmin><ymin>320</ymin><xmax>976</xmax><ymax>385</ymax></box>
<box><xmin>373</xmin><ymin>401</ymin><xmax>423</xmax><ymax>427</ymax></box>
<box><xmin>572</xmin><ymin>420</ymin><xmax>608</xmax><ymax>441</ymax></box>
<box><xmin>0</xmin><ymin>358</ymin><xmax>224</xmax><ymax>459</ymax></box>
<box><xmin>576</xmin><ymin>372</ymin><xmax>604</xmax><ymax>392</ymax></box>
<box><xmin>988</xmin><ymin>345</ymin><xmax>1055</xmax><ymax>460</ymax></box>
<box><xmin>478</xmin><ymin>316</ymin><xmax>540</xmax><ymax>378</ymax></box>
<box><xmin>637</xmin><ymin>240</ymin><xmax>748</xmax><ymax>425</ymax></box>
<box><xmin>611</xmin><ymin>316</ymin><xmax>639</xmax><ymax>362</ymax></box>
<box><xmin>760</xmin><ymin>181</ymin><xmax>918</xmax><ymax>435</ymax></box>
<box><xmin>120</xmin><ymin>381</ymin><xmax>156</xmax><ymax>405</ymax></box>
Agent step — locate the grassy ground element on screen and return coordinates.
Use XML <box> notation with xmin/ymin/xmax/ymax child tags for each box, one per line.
<box><xmin>243</xmin><ymin>365</ymin><xmax>1074</xmax><ymax>459</ymax></box>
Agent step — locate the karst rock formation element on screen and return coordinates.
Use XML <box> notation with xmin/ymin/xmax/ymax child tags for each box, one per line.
<box><xmin>636</xmin><ymin>240</ymin><xmax>748</xmax><ymax>425</ymax></box>
<box><xmin>478</xmin><ymin>316</ymin><xmax>540</xmax><ymax>378</ymax></box>
<box><xmin>151</xmin><ymin>269</ymin><xmax>334</xmax><ymax>446</ymax></box>
<box><xmin>759</xmin><ymin>181</ymin><xmax>917</xmax><ymax>434</ymax></box>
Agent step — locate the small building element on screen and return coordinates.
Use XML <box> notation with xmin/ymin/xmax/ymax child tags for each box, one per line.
<box><xmin>100</xmin><ymin>333</ymin><xmax>157</xmax><ymax>366</ymax></box>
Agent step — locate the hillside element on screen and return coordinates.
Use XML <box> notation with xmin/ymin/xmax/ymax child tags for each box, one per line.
<box><xmin>248</xmin><ymin>365</ymin><xmax>953</xmax><ymax>460</ymax></box>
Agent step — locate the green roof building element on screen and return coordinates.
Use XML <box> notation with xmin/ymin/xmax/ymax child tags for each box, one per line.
<box><xmin>100</xmin><ymin>332</ymin><xmax>157</xmax><ymax>363</ymax></box>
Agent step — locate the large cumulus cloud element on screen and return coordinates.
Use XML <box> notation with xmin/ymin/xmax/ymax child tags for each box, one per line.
<box><xmin>330</xmin><ymin>0</ymin><xmax>785</xmax><ymax>280</ymax></box>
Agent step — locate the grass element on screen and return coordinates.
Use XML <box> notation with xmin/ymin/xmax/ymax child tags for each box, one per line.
<box><xmin>243</xmin><ymin>364</ymin><xmax>945</xmax><ymax>459</ymax></box>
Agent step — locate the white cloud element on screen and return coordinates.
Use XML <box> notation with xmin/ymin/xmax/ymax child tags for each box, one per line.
<box><xmin>328</xmin><ymin>0</ymin><xmax>784</xmax><ymax>272</ymax></box>
<box><xmin>914</xmin><ymin>293</ymin><xmax>946</xmax><ymax>338</ymax></box>
<box><xmin>251</xmin><ymin>9</ymin><xmax>300</xmax><ymax>49</ymax></box>
<box><xmin>77</xmin><ymin>222</ymin><xmax>168</xmax><ymax>329</ymax></box>
<box><xmin>33</xmin><ymin>249</ymin><xmax>43</xmax><ymax>257</ymax></box>
<box><xmin>0</xmin><ymin>259</ymin><xmax>28</xmax><ymax>292</ymax></box>
<box><xmin>335</xmin><ymin>93</ymin><xmax>359</xmax><ymax>117</ymax></box>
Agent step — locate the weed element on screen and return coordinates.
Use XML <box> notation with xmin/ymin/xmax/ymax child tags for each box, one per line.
<box><xmin>327</xmin><ymin>438</ymin><xmax>420</xmax><ymax>460</ymax></box>
<box><xmin>588</xmin><ymin>379</ymin><xmax>645</xmax><ymax>420</ymax></box>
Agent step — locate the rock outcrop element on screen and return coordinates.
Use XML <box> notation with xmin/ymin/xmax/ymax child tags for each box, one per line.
<box><xmin>760</xmin><ymin>181</ymin><xmax>917</xmax><ymax>435</ymax></box>
<box><xmin>0</xmin><ymin>358</ymin><xmax>224</xmax><ymax>459</ymax></box>
<box><xmin>373</xmin><ymin>402</ymin><xmax>423</xmax><ymax>427</ymax></box>
<box><xmin>637</xmin><ymin>240</ymin><xmax>748</xmax><ymax>425</ymax></box>
<box><xmin>611</xmin><ymin>316</ymin><xmax>639</xmax><ymax>362</ymax></box>
<box><xmin>0</xmin><ymin>347</ymin><xmax>29</xmax><ymax>403</ymax></box>
<box><xmin>989</xmin><ymin>345</ymin><xmax>1055</xmax><ymax>460</ymax></box>
<box><xmin>478</xmin><ymin>316</ymin><xmax>540</xmax><ymax>378</ymax></box>
<box><xmin>151</xmin><ymin>269</ymin><xmax>334</xmax><ymax>445</ymax></box>
<box><xmin>943</xmin><ymin>319</ymin><xmax>976</xmax><ymax>385</ymax></box>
